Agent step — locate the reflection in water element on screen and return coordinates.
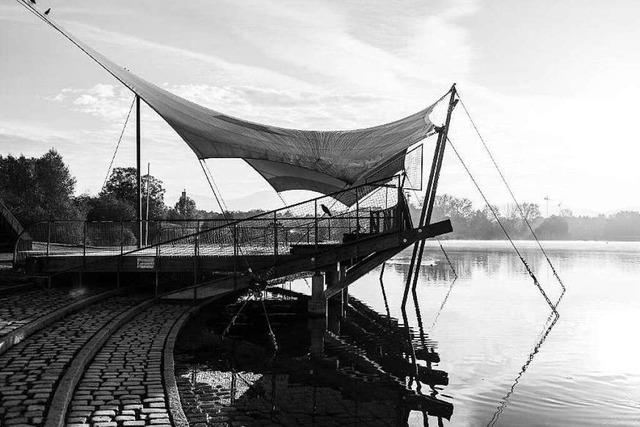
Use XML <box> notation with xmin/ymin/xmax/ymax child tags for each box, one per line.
<box><xmin>176</xmin><ymin>241</ymin><xmax>640</xmax><ymax>426</ymax></box>
<box><xmin>486</xmin><ymin>311</ymin><xmax>559</xmax><ymax>427</ymax></box>
<box><xmin>175</xmin><ymin>288</ymin><xmax>453</xmax><ymax>426</ymax></box>
<box><xmin>427</xmin><ymin>277</ymin><xmax>457</xmax><ymax>333</ymax></box>
<box><xmin>487</xmin><ymin>259</ymin><xmax>567</xmax><ymax>427</ymax></box>
<box><xmin>350</xmin><ymin>241</ymin><xmax>640</xmax><ymax>426</ymax></box>
<box><xmin>379</xmin><ymin>262</ymin><xmax>391</xmax><ymax>318</ymax></box>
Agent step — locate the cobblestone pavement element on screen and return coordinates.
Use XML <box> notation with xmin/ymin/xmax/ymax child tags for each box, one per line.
<box><xmin>0</xmin><ymin>296</ymin><xmax>144</xmax><ymax>426</ymax></box>
<box><xmin>65</xmin><ymin>303</ymin><xmax>190</xmax><ymax>427</ymax></box>
<box><xmin>0</xmin><ymin>286</ymin><xmax>109</xmax><ymax>338</ymax></box>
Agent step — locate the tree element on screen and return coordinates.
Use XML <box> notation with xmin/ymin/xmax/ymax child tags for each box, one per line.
<box><xmin>167</xmin><ymin>190</ymin><xmax>197</xmax><ymax>220</ymax></box>
<box><xmin>432</xmin><ymin>194</ymin><xmax>473</xmax><ymax>221</ymax></box>
<box><xmin>84</xmin><ymin>195</ymin><xmax>136</xmax><ymax>221</ymax></box>
<box><xmin>535</xmin><ymin>216</ymin><xmax>569</xmax><ymax>239</ymax></box>
<box><xmin>101</xmin><ymin>167</ymin><xmax>167</xmax><ymax>219</ymax></box>
<box><xmin>0</xmin><ymin>149</ymin><xmax>79</xmax><ymax>224</ymax></box>
<box><xmin>520</xmin><ymin>203</ymin><xmax>541</xmax><ymax>223</ymax></box>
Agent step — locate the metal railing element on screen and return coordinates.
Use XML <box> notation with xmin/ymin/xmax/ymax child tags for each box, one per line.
<box><xmin>14</xmin><ymin>175</ymin><xmax>409</xmax><ymax>268</ymax></box>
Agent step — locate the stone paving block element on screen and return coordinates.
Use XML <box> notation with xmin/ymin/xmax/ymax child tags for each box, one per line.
<box><xmin>62</xmin><ymin>304</ymin><xmax>190</xmax><ymax>426</ymax></box>
<box><xmin>0</xmin><ymin>296</ymin><xmax>143</xmax><ymax>427</ymax></box>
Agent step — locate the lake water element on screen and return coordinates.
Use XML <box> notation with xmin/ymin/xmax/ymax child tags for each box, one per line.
<box><xmin>346</xmin><ymin>240</ymin><xmax>640</xmax><ymax>426</ymax></box>
<box><xmin>178</xmin><ymin>240</ymin><xmax>640</xmax><ymax>426</ymax></box>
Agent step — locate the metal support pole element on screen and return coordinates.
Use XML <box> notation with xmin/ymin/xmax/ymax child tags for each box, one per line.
<box><xmin>155</xmin><ymin>244</ymin><xmax>159</xmax><ymax>297</ymax></box>
<box><xmin>136</xmin><ymin>95</ymin><xmax>142</xmax><ymax>249</ymax></box>
<box><xmin>404</xmin><ymin>85</ymin><xmax>458</xmax><ymax>307</ymax></box>
<box><xmin>82</xmin><ymin>222</ymin><xmax>87</xmax><ymax>286</ymax></box>
<box><xmin>193</xmin><ymin>226</ymin><xmax>199</xmax><ymax>288</ymax></box>
<box><xmin>396</xmin><ymin>175</ymin><xmax>402</xmax><ymax>230</ymax></box>
<box><xmin>314</xmin><ymin>200</ymin><xmax>318</xmax><ymax>249</ymax></box>
<box><xmin>355</xmin><ymin>190</ymin><xmax>360</xmax><ymax>236</ymax></box>
<box><xmin>233</xmin><ymin>224</ymin><xmax>238</xmax><ymax>290</ymax></box>
<box><xmin>145</xmin><ymin>162</ymin><xmax>150</xmax><ymax>246</ymax></box>
<box><xmin>273</xmin><ymin>211</ymin><xmax>278</xmax><ymax>259</ymax></box>
<box><xmin>424</xmin><ymin>86</ymin><xmax>458</xmax><ymax>226</ymax></box>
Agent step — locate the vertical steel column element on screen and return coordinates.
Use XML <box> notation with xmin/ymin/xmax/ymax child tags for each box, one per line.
<box><xmin>407</xmin><ymin>85</ymin><xmax>458</xmax><ymax>298</ymax></box>
<box><xmin>424</xmin><ymin>87</ymin><xmax>457</xmax><ymax>225</ymax></box>
<box><xmin>136</xmin><ymin>95</ymin><xmax>142</xmax><ymax>249</ymax></box>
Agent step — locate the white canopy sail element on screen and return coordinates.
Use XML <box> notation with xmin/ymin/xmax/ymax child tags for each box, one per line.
<box><xmin>35</xmin><ymin>11</ymin><xmax>446</xmax><ymax>202</ymax></box>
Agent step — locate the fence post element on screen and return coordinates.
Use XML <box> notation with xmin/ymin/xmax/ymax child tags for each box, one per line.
<box><xmin>155</xmin><ymin>243</ymin><xmax>160</xmax><ymax>297</ymax></box>
<box><xmin>193</xmin><ymin>224</ymin><xmax>199</xmax><ymax>288</ymax></box>
<box><xmin>273</xmin><ymin>211</ymin><xmax>278</xmax><ymax>259</ymax></box>
<box><xmin>120</xmin><ymin>220</ymin><xmax>124</xmax><ymax>255</ymax></box>
<box><xmin>396</xmin><ymin>174</ymin><xmax>402</xmax><ymax>230</ymax></box>
<box><xmin>233</xmin><ymin>224</ymin><xmax>238</xmax><ymax>290</ymax></box>
<box><xmin>314</xmin><ymin>200</ymin><xmax>318</xmax><ymax>250</ymax></box>
<box><xmin>356</xmin><ymin>189</ymin><xmax>360</xmax><ymax>237</ymax></box>
<box><xmin>81</xmin><ymin>221</ymin><xmax>86</xmax><ymax>287</ymax></box>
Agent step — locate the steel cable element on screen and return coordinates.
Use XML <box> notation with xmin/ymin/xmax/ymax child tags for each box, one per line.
<box><xmin>447</xmin><ymin>137</ymin><xmax>557</xmax><ymax>313</ymax></box>
<box><xmin>456</xmin><ymin>90</ymin><xmax>566</xmax><ymax>297</ymax></box>
<box><xmin>102</xmin><ymin>97</ymin><xmax>135</xmax><ymax>191</ymax></box>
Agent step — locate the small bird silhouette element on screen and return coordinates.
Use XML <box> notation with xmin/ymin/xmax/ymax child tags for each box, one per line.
<box><xmin>320</xmin><ymin>204</ymin><xmax>332</xmax><ymax>217</ymax></box>
<box><xmin>44</xmin><ymin>8</ymin><xmax>51</xmax><ymax>15</ymax></box>
<box><xmin>29</xmin><ymin>0</ymin><xmax>36</xmax><ymax>4</ymax></box>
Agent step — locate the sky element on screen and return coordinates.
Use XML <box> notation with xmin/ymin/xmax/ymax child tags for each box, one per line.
<box><xmin>1</xmin><ymin>0</ymin><xmax>639</xmax><ymax>215</ymax></box>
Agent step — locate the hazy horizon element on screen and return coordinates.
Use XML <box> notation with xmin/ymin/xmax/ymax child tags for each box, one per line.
<box><xmin>2</xmin><ymin>0</ymin><xmax>639</xmax><ymax>215</ymax></box>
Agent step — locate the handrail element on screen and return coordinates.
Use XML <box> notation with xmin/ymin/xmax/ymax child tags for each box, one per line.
<box><xmin>15</xmin><ymin>174</ymin><xmax>407</xmax><ymax>280</ymax></box>
<box><xmin>0</xmin><ymin>196</ymin><xmax>24</xmax><ymax>237</ymax></box>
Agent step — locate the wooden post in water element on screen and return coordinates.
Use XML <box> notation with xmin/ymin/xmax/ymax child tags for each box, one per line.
<box><xmin>340</xmin><ymin>262</ymin><xmax>348</xmax><ymax>317</ymax></box>
<box><xmin>326</xmin><ymin>264</ymin><xmax>342</xmax><ymax>334</ymax></box>
<box><xmin>309</xmin><ymin>272</ymin><xmax>326</xmax><ymax>357</ymax></box>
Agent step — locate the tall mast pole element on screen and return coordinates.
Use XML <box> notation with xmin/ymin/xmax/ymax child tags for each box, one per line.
<box><xmin>424</xmin><ymin>84</ymin><xmax>458</xmax><ymax>225</ymax></box>
<box><xmin>136</xmin><ymin>95</ymin><xmax>142</xmax><ymax>248</ymax></box>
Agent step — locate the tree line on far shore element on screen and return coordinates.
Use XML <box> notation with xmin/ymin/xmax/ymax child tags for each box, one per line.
<box><xmin>1</xmin><ymin>150</ymin><xmax>638</xmax><ymax>241</ymax></box>
<box><xmin>409</xmin><ymin>193</ymin><xmax>640</xmax><ymax>241</ymax></box>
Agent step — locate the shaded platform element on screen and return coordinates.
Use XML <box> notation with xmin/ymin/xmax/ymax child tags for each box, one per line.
<box><xmin>21</xmin><ymin>221</ymin><xmax>453</xmax><ymax>302</ymax></box>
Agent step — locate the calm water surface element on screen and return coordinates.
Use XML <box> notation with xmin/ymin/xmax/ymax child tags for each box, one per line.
<box><xmin>345</xmin><ymin>240</ymin><xmax>640</xmax><ymax>426</ymax></box>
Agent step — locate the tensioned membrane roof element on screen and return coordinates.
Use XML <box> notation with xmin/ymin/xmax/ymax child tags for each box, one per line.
<box><xmin>36</xmin><ymin>11</ymin><xmax>447</xmax><ymax>203</ymax></box>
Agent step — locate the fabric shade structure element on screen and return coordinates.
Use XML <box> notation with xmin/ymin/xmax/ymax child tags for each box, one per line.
<box><xmin>37</xmin><ymin>11</ymin><xmax>447</xmax><ymax>205</ymax></box>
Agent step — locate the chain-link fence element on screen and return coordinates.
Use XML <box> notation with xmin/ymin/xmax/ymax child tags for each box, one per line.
<box><xmin>14</xmin><ymin>175</ymin><xmax>410</xmax><ymax>268</ymax></box>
